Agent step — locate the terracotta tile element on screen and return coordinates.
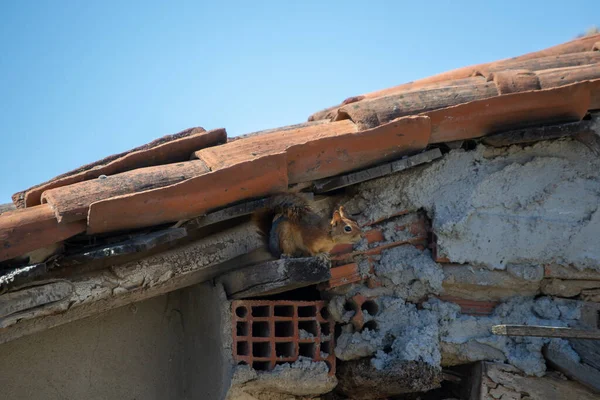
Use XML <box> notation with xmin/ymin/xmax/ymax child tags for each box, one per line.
<box><xmin>196</xmin><ymin>117</ymin><xmax>431</xmax><ymax>184</ymax></box>
<box><xmin>195</xmin><ymin>120</ymin><xmax>358</xmax><ymax>171</ymax></box>
<box><xmin>0</xmin><ymin>204</ymin><xmax>86</xmax><ymax>262</ymax></box>
<box><xmin>427</xmin><ymin>80</ymin><xmax>594</xmax><ymax>143</ymax></box>
<box><xmin>285</xmin><ymin>116</ymin><xmax>430</xmax><ymax>183</ymax></box>
<box><xmin>87</xmin><ymin>154</ymin><xmax>288</xmax><ymax>234</ymax></box>
<box><xmin>42</xmin><ymin>160</ymin><xmax>211</xmax><ymax>223</ymax></box>
<box><xmin>231</xmin><ymin>300</ymin><xmax>335</xmax><ymax>375</ymax></box>
<box><xmin>16</xmin><ymin>128</ymin><xmax>225</xmax><ymax>208</ymax></box>
<box><xmin>308</xmin><ymin>35</ymin><xmax>600</xmax><ymax>121</ymax></box>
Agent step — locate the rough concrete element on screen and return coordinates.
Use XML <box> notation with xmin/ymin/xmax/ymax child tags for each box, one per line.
<box><xmin>226</xmin><ymin>358</ymin><xmax>337</xmax><ymax>400</ymax></box>
<box><xmin>0</xmin><ymin>282</ymin><xmax>231</xmax><ymax>400</ymax></box>
<box><xmin>336</xmin><ymin>358</ymin><xmax>442</xmax><ymax>399</ymax></box>
<box><xmin>0</xmin><ymin>292</ymin><xmax>185</xmax><ymax>400</ymax></box>
<box><xmin>348</xmin><ymin>139</ymin><xmax>600</xmax><ymax>271</ymax></box>
<box><xmin>181</xmin><ymin>282</ymin><xmax>233</xmax><ymax>400</ymax></box>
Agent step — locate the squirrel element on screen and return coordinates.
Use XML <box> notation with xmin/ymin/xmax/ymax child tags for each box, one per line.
<box><xmin>252</xmin><ymin>193</ymin><xmax>363</xmax><ymax>258</ymax></box>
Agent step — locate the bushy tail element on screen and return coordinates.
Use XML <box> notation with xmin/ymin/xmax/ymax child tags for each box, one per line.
<box><xmin>252</xmin><ymin>193</ymin><xmax>311</xmax><ymax>237</ymax></box>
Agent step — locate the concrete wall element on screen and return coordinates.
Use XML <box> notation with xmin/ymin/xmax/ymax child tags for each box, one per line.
<box><xmin>0</xmin><ymin>282</ymin><xmax>231</xmax><ymax>400</ymax></box>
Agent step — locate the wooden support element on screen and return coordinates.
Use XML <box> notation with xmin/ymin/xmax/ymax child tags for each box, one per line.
<box><xmin>63</xmin><ymin>228</ymin><xmax>187</xmax><ymax>263</ymax></box>
<box><xmin>184</xmin><ymin>193</ymin><xmax>315</xmax><ymax>230</ymax></box>
<box><xmin>544</xmin><ymin>343</ymin><xmax>600</xmax><ymax>394</ymax></box>
<box><xmin>481</xmin><ymin>118</ymin><xmax>597</xmax><ymax>147</ymax></box>
<box><xmin>41</xmin><ymin>160</ymin><xmax>211</xmax><ymax>223</ymax></box>
<box><xmin>313</xmin><ymin>149</ymin><xmax>442</xmax><ymax>193</ymax></box>
<box><xmin>217</xmin><ymin>256</ymin><xmax>331</xmax><ymax>299</ymax></box>
<box><xmin>492</xmin><ymin>324</ymin><xmax>600</xmax><ymax>340</ymax></box>
<box><xmin>0</xmin><ymin>204</ymin><xmax>86</xmax><ymax>262</ymax></box>
<box><xmin>0</xmin><ymin>281</ymin><xmax>73</xmax><ymax>319</ymax></box>
<box><xmin>480</xmin><ymin>361</ymin><xmax>598</xmax><ymax>400</ymax></box>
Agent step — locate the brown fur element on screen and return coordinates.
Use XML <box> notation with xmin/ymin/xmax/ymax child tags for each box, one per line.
<box><xmin>252</xmin><ymin>193</ymin><xmax>362</xmax><ymax>257</ymax></box>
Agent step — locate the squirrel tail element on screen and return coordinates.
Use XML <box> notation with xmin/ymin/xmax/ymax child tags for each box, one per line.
<box><xmin>252</xmin><ymin>193</ymin><xmax>311</xmax><ymax>237</ymax></box>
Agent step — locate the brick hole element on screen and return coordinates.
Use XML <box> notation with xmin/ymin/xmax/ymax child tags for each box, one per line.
<box><xmin>274</xmin><ymin>305</ymin><xmax>294</xmax><ymax>317</ymax></box>
<box><xmin>236</xmin><ymin>322</ymin><xmax>249</xmax><ymax>336</ymax></box>
<box><xmin>383</xmin><ymin>344</ymin><xmax>393</xmax><ymax>354</ymax></box>
<box><xmin>237</xmin><ymin>360</ymin><xmax>248</xmax><ymax>366</ymax></box>
<box><xmin>275</xmin><ymin>321</ymin><xmax>294</xmax><ymax>337</ymax></box>
<box><xmin>237</xmin><ymin>341</ymin><xmax>249</xmax><ymax>356</ymax></box>
<box><xmin>324</xmin><ymin>360</ymin><xmax>333</xmax><ymax>373</ymax></box>
<box><xmin>235</xmin><ymin>306</ymin><xmax>248</xmax><ymax>318</ymax></box>
<box><xmin>275</xmin><ymin>342</ymin><xmax>295</xmax><ymax>358</ymax></box>
<box><xmin>252</xmin><ymin>361</ymin><xmax>271</xmax><ymax>371</ymax></box>
<box><xmin>321</xmin><ymin>341</ymin><xmax>331</xmax><ymax>356</ymax></box>
<box><xmin>344</xmin><ymin>301</ymin><xmax>357</xmax><ymax>313</ymax></box>
<box><xmin>252</xmin><ymin>342</ymin><xmax>271</xmax><ymax>357</ymax></box>
<box><xmin>320</xmin><ymin>323</ymin><xmax>331</xmax><ymax>336</ymax></box>
<box><xmin>320</xmin><ymin>307</ymin><xmax>330</xmax><ymax>320</ymax></box>
<box><xmin>252</xmin><ymin>305</ymin><xmax>270</xmax><ymax>317</ymax></box>
<box><xmin>361</xmin><ymin>300</ymin><xmax>379</xmax><ymax>316</ymax></box>
<box><xmin>252</xmin><ymin>321</ymin><xmax>270</xmax><ymax>337</ymax></box>
<box><xmin>299</xmin><ymin>342</ymin><xmax>316</xmax><ymax>358</ymax></box>
<box><xmin>362</xmin><ymin>320</ymin><xmax>378</xmax><ymax>332</ymax></box>
<box><xmin>299</xmin><ymin>321</ymin><xmax>318</xmax><ymax>337</ymax></box>
<box><xmin>298</xmin><ymin>305</ymin><xmax>316</xmax><ymax>317</ymax></box>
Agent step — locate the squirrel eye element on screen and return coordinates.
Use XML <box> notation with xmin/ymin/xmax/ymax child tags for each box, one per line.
<box><xmin>344</xmin><ymin>225</ymin><xmax>352</xmax><ymax>233</ymax></box>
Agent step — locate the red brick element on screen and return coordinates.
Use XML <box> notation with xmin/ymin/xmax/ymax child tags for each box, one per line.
<box><xmin>364</xmin><ymin>229</ymin><xmax>384</xmax><ymax>244</ymax></box>
<box><xmin>321</xmin><ymin>263</ymin><xmax>362</xmax><ymax>290</ymax></box>
<box><xmin>437</xmin><ymin>295</ymin><xmax>499</xmax><ymax>316</ymax></box>
<box><xmin>231</xmin><ymin>300</ymin><xmax>335</xmax><ymax>375</ymax></box>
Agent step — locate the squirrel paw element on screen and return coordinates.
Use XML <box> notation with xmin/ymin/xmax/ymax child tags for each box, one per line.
<box><xmin>279</xmin><ymin>253</ymin><xmax>294</xmax><ymax>260</ymax></box>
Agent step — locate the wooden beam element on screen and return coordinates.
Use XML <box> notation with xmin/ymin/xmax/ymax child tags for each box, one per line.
<box><xmin>218</xmin><ymin>256</ymin><xmax>331</xmax><ymax>299</ymax></box>
<box><xmin>544</xmin><ymin>343</ymin><xmax>600</xmax><ymax>394</ymax></box>
<box><xmin>0</xmin><ymin>222</ymin><xmax>264</xmax><ymax>344</ymax></box>
<box><xmin>184</xmin><ymin>193</ymin><xmax>314</xmax><ymax>230</ymax></box>
<box><xmin>492</xmin><ymin>324</ymin><xmax>600</xmax><ymax>340</ymax></box>
<box><xmin>63</xmin><ymin>227</ymin><xmax>187</xmax><ymax>263</ymax></box>
<box><xmin>313</xmin><ymin>149</ymin><xmax>442</xmax><ymax>193</ymax></box>
<box><xmin>481</xmin><ymin>118</ymin><xmax>596</xmax><ymax>147</ymax></box>
<box><xmin>0</xmin><ymin>281</ymin><xmax>73</xmax><ymax>319</ymax></box>
<box><xmin>482</xmin><ymin>361</ymin><xmax>598</xmax><ymax>399</ymax></box>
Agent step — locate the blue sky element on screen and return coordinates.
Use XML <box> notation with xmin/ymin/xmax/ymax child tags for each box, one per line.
<box><xmin>0</xmin><ymin>1</ymin><xmax>597</xmax><ymax>204</ymax></box>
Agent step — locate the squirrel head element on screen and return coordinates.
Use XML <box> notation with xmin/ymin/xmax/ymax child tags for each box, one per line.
<box><xmin>330</xmin><ymin>206</ymin><xmax>362</xmax><ymax>244</ymax></box>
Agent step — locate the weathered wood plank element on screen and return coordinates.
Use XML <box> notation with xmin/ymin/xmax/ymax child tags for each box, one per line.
<box><xmin>218</xmin><ymin>256</ymin><xmax>331</xmax><ymax>299</ymax></box>
<box><xmin>313</xmin><ymin>149</ymin><xmax>442</xmax><ymax>193</ymax></box>
<box><xmin>544</xmin><ymin>343</ymin><xmax>600</xmax><ymax>394</ymax></box>
<box><xmin>64</xmin><ymin>228</ymin><xmax>187</xmax><ymax>263</ymax></box>
<box><xmin>482</xmin><ymin>361</ymin><xmax>598</xmax><ymax>400</ymax></box>
<box><xmin>0</xmin><ymin>264</ymin><xmax>48</xmax><ymax>292</ymax></box>
<box><xmin>0</xmin><ymin>222</ymin><xmax>264</xmax><ymax>344</ymax></box>
<box><xmin>185</xmin><ymin>193</ymin><xmax>315</xmax><ymax>230</ymax></box>
<box><xmin>570</xmin><ymin>339</ymin><xmax>600</xmax><ymax>371</ymax></box>
<box><xmin>0</xmin><ymin>281</ymin><xmax>73</xmax><ymax>319</ymax></box>
<box><xmin>492</xmin><ymin>324</ymin><xmax>600</xmax><ymax>340</ymax></box>
<box><xmin>481</xmin><ymin>118</ymin><xmax>596</xmax><ymax>147</ymax></box>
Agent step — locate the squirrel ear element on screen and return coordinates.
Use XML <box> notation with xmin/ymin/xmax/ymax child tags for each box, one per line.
<box><xmin>338</xmin><ymin>206</ymin><xmax>349</xmax><ymax>220</ymax></box>
<box><xmin>331</xmin><ymin>210</ymin><xmax>342</xmax><ymax>226</ymax></box>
